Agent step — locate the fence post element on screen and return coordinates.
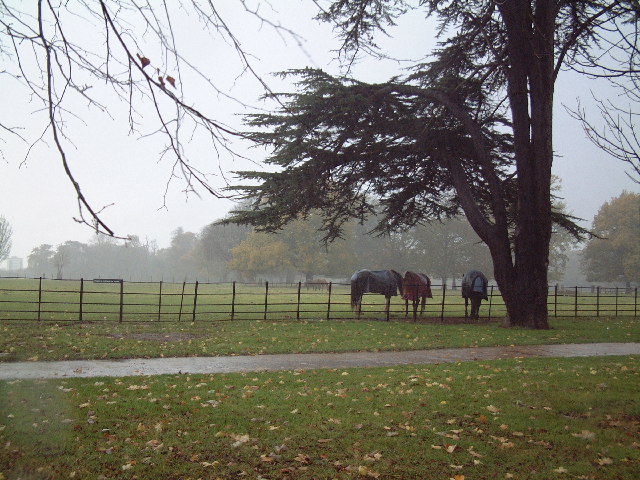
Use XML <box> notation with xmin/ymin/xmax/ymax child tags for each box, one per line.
<box><xmin>326</xmin><ymin>282</ymin><xmax>332</xmax><ymax>320</ymax></box>
<box><xmin>79</xmin><ymin>278</ymin><xmax>84</xmax><ymax>322</ymax></box>
<box><xmin>119</xmin><ymin>280</ymin><xmax>124</xmax><ymax>323</ymax></box>
<box><xmin>192</xmin><ymin>281</ymin><xmax>199</xmax><ymax>322</ymax></box>
<box><xmin>615</xmin><ymin>287</ymin><xmax>619</xmax><ymax>317</ymax></box>
<box><xmin>178</xmin><ymin>282</ymin><xmax>186</xmax><ymax>321</ymax></box>
<box><xmin>231</xmin><ymin>281</ymin><xmax>236</xmax><ymax>321</ymax></box>
<box><xmin>264</xmin><ymin>281</ymin><xmax>269</xmax><ymax>320</ymax></box>
<box><xmin>554</xmin><ymin>284</ymin><xmax>558</xmax><ymax>318</ymax></box>
<box><xmin>596</xmin><ymin>286</ymin><xmax>600</xmax><ymax>317</ymax></box>
<box><xmin>574</xmin><ymin>286</ymin><xmax>578</xmax><ymax>318</ymax></box>
<box><xmin>440</xmin><ymin>284</ymin><xmax>446</xmax><ymax>323</ymax></box>
<box><xmin>296</xmin><ymin>281</ymin><xmax>301</xmax><ymax>320</ymax></box>
<box><xmin>157</xmin><ymin>281</ymin><xmax>163</xmax><ymax>322</ymax></box>
<box><xmin>37</xmin><ymin>277</ymin><xmax>42</xmax><ymax>321</ymax></box>
<box><xmin>635</xmin><ymin>287</ymin><xmax>638</xmax><ymax>318</ymax></box>
<box><xmin>488</xmin><ymin>285</ymin><xmax>493</xmax><ymax>320</ymax></box>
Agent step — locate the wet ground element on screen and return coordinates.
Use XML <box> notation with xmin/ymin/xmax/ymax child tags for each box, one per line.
<box><xmin>1</xmin><ymin>343</ymin><xmax>639</xmax><ymax>380</ymax></box>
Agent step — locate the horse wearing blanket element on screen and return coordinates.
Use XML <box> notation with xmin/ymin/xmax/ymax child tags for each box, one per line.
<box><xmin>350</xmin><ymin>269</ymin><xmax>403</xmax><ymax>319</ymax></box>
<box><xmin>402</xmin><ymin>271</ymin><xmax>432</xmax><ymax>318</ymax></box>
<box><xmin>461</xmin><ymin>270</ymin><xmax>488</xmax><ymax>320</ymax></box>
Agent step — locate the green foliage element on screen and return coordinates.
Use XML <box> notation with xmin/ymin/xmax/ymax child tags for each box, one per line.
<box><xmin>230</xmin><ymin>67</ymin><xmax>512</xmax><ymax>240</ymax></box>
<box><xmin>582</xmin><ymin>191</ymin><xmax>640</xmax><ymax>283</ymax></box>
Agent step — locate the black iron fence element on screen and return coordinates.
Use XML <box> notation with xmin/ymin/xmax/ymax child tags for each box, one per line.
<box><xmin>0</xmin><ymin>277</ymin><xmax>637</xmax><ymax>322</ymax></box>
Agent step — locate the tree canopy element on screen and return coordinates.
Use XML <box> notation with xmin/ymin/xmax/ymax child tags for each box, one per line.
<box><xmin>581</xmin><ymin>191</ymin><xmax>640</xmax><ymax>284</ymax></box>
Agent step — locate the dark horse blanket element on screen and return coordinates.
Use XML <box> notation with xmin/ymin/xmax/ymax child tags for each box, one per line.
<box><xmin>350</xmin><ymin>269</ymin><xmax>403</xmax><ymax>308</ymax></box>
<box><xmin>461</xmin><ymin>270</ymin><xmax>488</xmax><ymax>301</ymax></box>
<box><xmin>402</xmin><ymin>271</ymin><xmax>433</xmax><ymax>301</ymax></box>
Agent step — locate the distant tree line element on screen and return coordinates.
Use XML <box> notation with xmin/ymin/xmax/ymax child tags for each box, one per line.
<box><xmin>1</xmin><ymin>192</ymin><xmax>636</xmax><ymax>286</ymax></box>
<box><xmin>8</xmin><ymin>211</ymin><xmax>576</xmax><ymax>285</ymax></box>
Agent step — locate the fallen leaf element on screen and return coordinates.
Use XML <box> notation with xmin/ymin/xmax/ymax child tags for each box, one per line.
<box><xmin>357</xmin><ymin>465</ymin><xmax>380</xmax><ymax>478</ymax></box>
<box><xmin>596</xmin><ymin>457</ymin><xmax>613</xmax><ymax>466</ymax></box>
<box><xmin>572</xmin><ymin>430</ymin><xmax>596</xmax><ymax>440</ymax></box>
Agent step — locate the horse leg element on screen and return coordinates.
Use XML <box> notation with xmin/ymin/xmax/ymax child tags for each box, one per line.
<box><xmin>464</xmin><ymin>297</ymin><xmax>469</xmax><ymax>318</ymax></box>
<box><xmin>420</xmin><ymin>296</ymin><xmax>426</xmax><ymax>316</ymax></box>
<box><xmin>471</xmin><ymin>297</ymin><xmax>480</xmax><ymax>319</ymax></box>
<box><xmin>405</xmin><ymin>299</ymin><xmax>409</xmax><ymax>316</ymax></box>
<box><xmin>413</xmin><ymin>299</ymin><xmax>418</xmax><ymax>320</ymax></box>
<box><xmin>385</xmin><ymin>296</ymin><xmax>391</xmax><ymax>321</ymax></box>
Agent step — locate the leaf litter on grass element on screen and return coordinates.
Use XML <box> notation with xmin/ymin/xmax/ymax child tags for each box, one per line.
<box><xmin>2</xmin><ymin>355</ymin><xmax>638</xmax><ymax>479</ymax></box>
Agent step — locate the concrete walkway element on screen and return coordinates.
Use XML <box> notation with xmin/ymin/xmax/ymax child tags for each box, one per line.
<box><xmin>1</xmin><ymin>343</ymin><xmax>639</xmax><ymax>380</ymax></box>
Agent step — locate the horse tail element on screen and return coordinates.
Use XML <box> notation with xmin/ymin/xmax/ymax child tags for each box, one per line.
<box><xmin>351</xmin><ymin>279</ymin><xmax>361</xmax><ymax>310</ymax></box>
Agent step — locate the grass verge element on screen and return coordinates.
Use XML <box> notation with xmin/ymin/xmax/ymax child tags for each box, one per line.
<box><xmin>1</xmin><ymin>355</ymin><xmax>638</xmax><ymax>479</ymax></box>
<box><xmin>1</xmin><ymin>317</ymin><xmax>639</xmax><ymax>362</ymax></box>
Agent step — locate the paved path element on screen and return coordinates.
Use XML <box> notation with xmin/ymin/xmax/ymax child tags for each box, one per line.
<box><xmin>1</xmin><ymin>343</ymin><xmax>639</xmax><ymax>380</ymax></box>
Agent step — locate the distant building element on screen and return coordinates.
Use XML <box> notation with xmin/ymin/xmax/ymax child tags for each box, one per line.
<box><xmin>2</xmin><ymin>256</ymin><xmax>23</xmax><ymax>271</ymax></box>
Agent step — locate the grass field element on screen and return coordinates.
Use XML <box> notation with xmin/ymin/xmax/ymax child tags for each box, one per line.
<box><xmin>1</xmin><ymin>356</ymin><xmax>638</xmax><ymax>479</ymax></box>
<box><xmin>1</xmin><ymin>277</ymin><xmax>638</xmax><ymax>322</ymax></box>
<box><xmin>1</xmin><ymin>316</ymin><xmax>639</xmax><ymax>362</ymax></box>
<box><xmin>1</xmin><ymin>290</ymin><xmax>639</xmax><ymax>478</ymax></box>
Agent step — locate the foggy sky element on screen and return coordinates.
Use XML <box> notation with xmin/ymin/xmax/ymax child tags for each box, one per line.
<box><xmin>1</xmin><ymin>2</ymin><xmax>638</xmax><ymax>262</ymax></box>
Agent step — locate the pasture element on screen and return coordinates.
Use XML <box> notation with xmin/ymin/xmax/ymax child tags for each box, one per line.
<box><xmin>1</xmin><ymin>356</ymin><xmax>638</xmax><ymax>479</ymax></box>
<box><xmin>1</xmin><ymin>280</ymin><xmax>639</xmax><ymax>479</ymax></box>
<box><xmin>1</xmin><ymin>316</ymin><xmax>639</xmax><ymax>362</ymax></box>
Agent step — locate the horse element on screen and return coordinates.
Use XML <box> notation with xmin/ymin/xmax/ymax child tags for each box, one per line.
<box><xmin>461</xmin><ymin>270</ymin><xmax>488</xmax><ymax>320</ymax></box>
<box><xmin>305</xmin><ymin>279</ymin><xmax>327</xmax><ymax>291</ymax></box>
<box><xmin>402</xmin><ymin>271</ymin><xmax>432</xmax><ymax>318</ymax></box>
<box><xmin>350</xmin><ymin>269</ymin><xmax>403</xmax><ymax>319</ymax></box>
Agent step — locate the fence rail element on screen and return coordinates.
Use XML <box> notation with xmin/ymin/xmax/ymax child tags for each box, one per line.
<box><xmin>0</xmin><ymin>277</ymin><xmax>637</xmax><ymax>322</ymax></box>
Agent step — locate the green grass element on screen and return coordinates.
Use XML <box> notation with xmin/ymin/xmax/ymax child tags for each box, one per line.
<box><xmin>1</xmin><ymin>356</ymin><xmax>638</xmax><ymax>479</ymax></box>
<box><xmin>1</xmin><ymin>316</ymin><xmax>639</xmax><ymax>362</ymax></box>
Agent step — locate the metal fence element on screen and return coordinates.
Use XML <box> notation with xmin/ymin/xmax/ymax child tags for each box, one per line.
<box><xmin>0</xmin><ymin>277</ymin><xmax>637</xmax><ymax>322</ymax></box>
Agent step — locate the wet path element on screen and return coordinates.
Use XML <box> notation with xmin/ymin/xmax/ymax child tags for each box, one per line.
<box><xmin>1</xmin><ymin>343</ymin><xmax>639</xmax><ymax>380</ymax></box>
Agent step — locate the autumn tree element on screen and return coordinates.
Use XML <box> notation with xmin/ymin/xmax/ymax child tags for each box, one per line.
<box><xmin>581</xmin><ymin>191</ymin><xmax>640</xmax><ymax>285</ymax></box>
<box><xmin>229</xmin><ymin>1</ymin><xmax>637</xmax><ymax>328</ymax></box>
<box><xmin>227</xmin><ymin>231</ymin><xmax>292</xmax><ymax>281</ymax></box>
<box><xmin>226</xmin><ymin>214</ymin><xmax>353</xmax><ymax>282</ymax></box>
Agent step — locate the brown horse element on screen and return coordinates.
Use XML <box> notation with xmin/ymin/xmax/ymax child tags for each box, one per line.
<box><xmin>402</xmin><ymin>271</ymin><xmax>432</xmax><ymax>318</ymax></box>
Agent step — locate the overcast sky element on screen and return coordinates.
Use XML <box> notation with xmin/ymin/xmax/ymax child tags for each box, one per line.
<box><xmin>1</xmin><ymin>2</ymin><xmax>638</xmax><ymax>262</ymax></box>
